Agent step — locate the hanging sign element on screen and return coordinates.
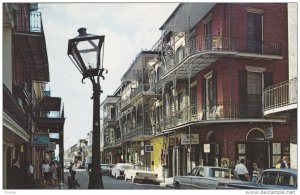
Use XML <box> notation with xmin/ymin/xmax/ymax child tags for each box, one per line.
<box><xmin>181</xmin><ymin>134</ymin><xmax>199</xmax><ymax>145</ymax></box>
<box><xmin>145</xmin><ymin>145</ymin><xmax>153</xmax><ymax>152</ymax></box>
<box><xmin>33</xmin><ymin>132</ymin><xmax>49</xmax><ymax>147</ymax></box>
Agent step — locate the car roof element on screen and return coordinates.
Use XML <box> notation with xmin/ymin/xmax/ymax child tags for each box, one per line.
<box><xmin>263</xmin><ymin>168</ymin><xmax>298</xmax><ymax>176</ymax></box>
<box><xmin>193</xmin><ymin>166</ymin><xmax>232</xmax><ymax>170</ymax></box>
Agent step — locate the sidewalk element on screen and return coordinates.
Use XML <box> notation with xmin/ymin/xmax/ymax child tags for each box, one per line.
<box><xmin>160</xmin><ymin>177</ymin><xmax>174</xmax><ymax>188</ymax></box>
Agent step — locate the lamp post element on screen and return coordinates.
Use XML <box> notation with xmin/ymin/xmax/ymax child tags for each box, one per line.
<box><xmin>67</xmin><ymin>28</ymin><xmax>106</xmax><ymax>189</ymax></box>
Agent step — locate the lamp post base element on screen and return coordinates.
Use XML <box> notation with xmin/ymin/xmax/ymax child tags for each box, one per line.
<box><xmin>88</xmin><ymin>171</ymin><xmax>104</xmax><ymax>189</ymax></box>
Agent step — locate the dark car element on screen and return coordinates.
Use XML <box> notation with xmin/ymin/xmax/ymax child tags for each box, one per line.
<box><xmin>227</xmin><ymin>168</ymin><xmax>297</xmax><ymax>189</ymax></box>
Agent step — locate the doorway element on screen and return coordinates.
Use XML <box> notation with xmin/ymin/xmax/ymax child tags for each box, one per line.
<box><xmin>246</xmin><ymin>129</ymin><xmax>269</xmax><ymax>169</ymax></box>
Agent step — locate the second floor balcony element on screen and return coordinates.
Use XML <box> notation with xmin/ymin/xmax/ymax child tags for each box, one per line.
<box><xmin>264</xmin><ymin>78</ymin><xmax>297</xmax><ymax>115</ymax></box>
<box><xmin>159</xmin><ymin>101</ymin><xmax>264</xmax><ymax>130</ymax></box>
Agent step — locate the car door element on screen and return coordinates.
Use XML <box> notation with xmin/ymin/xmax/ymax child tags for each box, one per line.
<box><xmin>191</xmin><ymin>167</ymin><xmax>206</xmax><ymax>188</ymax></box>
<box><xmin>181</xmin><ymin>167</ymin><xmax>199</xmax><ymax>188</ymax></box>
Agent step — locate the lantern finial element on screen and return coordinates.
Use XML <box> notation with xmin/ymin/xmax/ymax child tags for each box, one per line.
<box><xmin>78</xmin><ymin>28</ymin><xmax>87</xmax><ymax>36</ymax></box>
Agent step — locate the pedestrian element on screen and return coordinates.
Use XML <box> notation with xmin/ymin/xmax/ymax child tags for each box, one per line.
<box><xmin>251</xmin><ymin>163</ymin><xmax>260</xmax><ymax>183</ymax></box>
<box><xmin>280</xmin><ymin>156</ymin><xmax>289</xmax><ymax>168</ymax></box>
<box><xmin>234</xmin><ymin>159</ymin><xmax>250</xmax><ymax>181</ymax></box>
<box><xmin>56</xmin><ymin>163</ymin><xmax>62</xmax><ymax>184</ymax></box>
<box><xmin>41</xmin><ymin>160</ymin><xmax>51</xmax><ymax>187</ymax></box>
<box><xmin>246</xmin><ymin>160</ymin><xmax>253</xmax><ymax>181</ymax></box>
<box><xmin>27</xmin><ymin>162</ymin><xmax>34</xmax><ymax>188</ymax></box>
<box><xmin>50</xmin><ymin>161</ymin><xmax>58</xmax><ymax>186</ymax></box>
<box><xmin>9</xmin><ymin>159</ymin><xmax>22</xmax><ymax>189</ymax></box>
<box><xmin>275</xmin><ymin>159</ymin><xmax>282</xmax><ymax>168</ymax></box>
<box><xmin>68</xmin><ymin>162</ymin><xmax>76</xmax><ymax>180</ymax></box>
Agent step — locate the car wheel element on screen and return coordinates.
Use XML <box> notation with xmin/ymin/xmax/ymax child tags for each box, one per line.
<box><xmin>174</xmin><ymin>181</ymin><xmax>180</xmax><ymax>189</ymax></box>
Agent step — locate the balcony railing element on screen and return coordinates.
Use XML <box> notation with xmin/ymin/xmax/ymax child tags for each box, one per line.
<box><xmin>161</xmin><ymin>35</ymin><xmax>282</xmax><ymax>75</ymax></box>
<box><xmin>14</xmin><ymin>11</ymin><xmax>42</xmax><ymax>33</ymax></box>
<box><xmin>159</xmin><ymin>102</ymin><xmax>263</xmax><ymax>129</ymax></box>
<box><xmin>120</xmin><ymin>84</ymin><xmax>155</xmax><ymax>109</ymax></box>
<box><xmin>264</xmin><ymin>78</ymin><xmax>297</xmax><ymax>111</ymax></box>
<box><xmin>122</xmin><ymin>125</ymin><xmax>153</xmax><ymax>141</ymax></box>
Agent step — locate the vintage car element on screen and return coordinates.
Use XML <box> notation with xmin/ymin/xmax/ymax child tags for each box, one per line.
<box><xmin>227</xmin><ymin>168</ymin><xmax>297</xmax><ymax>189</ymax></box>
<box><xmin>173</xmin><ymin>166</ymin><xmax>244</xmax><ymax>189</ymax></box>
<box><xmin>101</xmin><ymin>164</ymin><xmax>112</xmax><ymax>175</ymax></box>
<box><xmin>124</xmin><ymin>165</ymin><xmax>160</xmax><ymax>184</ymax></box>
<box><xmin>111</xmin><ymin>163</ymin><xmax>132</xmax><ymax>179</ymax></box>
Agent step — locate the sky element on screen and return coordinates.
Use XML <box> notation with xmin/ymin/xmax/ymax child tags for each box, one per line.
<box><xmin>39</xmin><ymin>2</ymin><xmax>179</xmax><ymax>149</ymax></box>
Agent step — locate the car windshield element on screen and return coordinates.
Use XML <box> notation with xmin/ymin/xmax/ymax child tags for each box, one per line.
<box><xmin>119</xmin><ymin>165</ymin><xmax>132</xmax><ymax>169</ymax></box>
<box><xmin>101</xmin><ymin>164</ymin><xmax>110</xmax><ymax>168</ymax></box>
<box><xmin>133</xmin><ymin>165</ymin><xmax>150</xmax><ymax>171</ymax></box>
<box><xmin>210</xmin><ymin>168</ymin><xmax>239</xmax><ymax>180</ymax></box>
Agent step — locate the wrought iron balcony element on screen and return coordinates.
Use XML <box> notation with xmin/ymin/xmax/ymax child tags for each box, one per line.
<box><xmin>159</xmin><ymin>102</ymin><xmax>263</xmax><ymax>129</ymax></box>
<box><xmin>264</xmin><ymin>78</ymin><xmax>297</xmax><ymax>114</ymax></box>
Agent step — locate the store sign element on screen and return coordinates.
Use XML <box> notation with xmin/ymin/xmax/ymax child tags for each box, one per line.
<box><xmin>181</xmin><ymin>134</ymin><xmax>199</xmax><ymax>145</ymax></box>
<box><xmin>265</xmin><ymin>126</ymin><xmax>273</xmax><ymax>139</ymax></box>
<box><xmin>48</xmin><ymin>142</ymin><xmax>56</xmax><ymax>151</ymax></box>
<box><xmin>33</xmin><ymin>132</ymin><xmax>49</xmax><ymax>147</ymax></box>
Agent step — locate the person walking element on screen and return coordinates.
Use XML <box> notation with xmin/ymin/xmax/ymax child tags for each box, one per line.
<box><xmin>9</xmin><ymin>159</ymin><xmax>22</xmax><ymax>189</ymax></box>
<box><xmin>235</xmin><ymin>159</ymin><xmax>250</xmax><ymax>181</ymax></box>
<box><xmin>27</xmin><ymin>162</ymin><xmax>34</xmax><ymax>188</ymax></box>
<box><xmin>41</xmin><ymin>160</ymin><xmax>51</xmax><ymax>188</ymax></box>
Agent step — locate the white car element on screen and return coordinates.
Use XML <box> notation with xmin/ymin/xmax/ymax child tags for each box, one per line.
<box><xmin>124</xmin><ymin>165</ymin><xmax>160</xmax><ymax>184</ymax></box>
<box><xmin>111</xmin><ymin>163</ymin><xmax>132</xmax><ymax>179</ymax></box>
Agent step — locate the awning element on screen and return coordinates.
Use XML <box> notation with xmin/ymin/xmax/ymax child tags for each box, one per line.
<box><xmin>14</xmin><ymin>32</ymin><xmax>49</xmax><ymax>82</ymax></box>
<box><xmin>34</xmin><ymin>117</ymin><xmax>65</xmax><ymax>133</ymax></box>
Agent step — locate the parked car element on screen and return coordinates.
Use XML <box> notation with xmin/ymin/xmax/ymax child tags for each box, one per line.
<box><xmin>101</xmin><ymin>164</ymin><xmax>115</xmax><ymax>175</ymax></box>
<box><xmin>111</xmin><ymin>163</ymin><xmax>132</xmax><ymax>179</ymax></box>
<box><xmin>124</xmin><ymin>165</ymin><xmax>160</xmax><ymax>184</ymax></box>
<box><xmin>227</xmin><ymin>168</ymin><xmax>297</xmax><ymax>189</ymax></box>
<box><xmin>173</xmin><ymin>166</ymin><xmax>244</xmax><ymax>189</ymax></box>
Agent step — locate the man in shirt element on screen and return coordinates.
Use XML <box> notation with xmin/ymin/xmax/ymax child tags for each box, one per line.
<box><xmin>234</xmin><ymin>159</ymin><xmax>250</xmax><ymax>181</ymax></box>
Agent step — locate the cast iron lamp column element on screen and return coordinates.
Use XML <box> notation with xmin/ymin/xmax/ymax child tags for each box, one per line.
<box><xmin>67</xmin><ymin>28</ymin><xmax>106</xmax><ymax>189</ymax></box>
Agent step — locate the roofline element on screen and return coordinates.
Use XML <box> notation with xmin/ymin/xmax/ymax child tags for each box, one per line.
<box><xmin>159</xmin><ymin>3</ymin><xmax>182</xmax><ymax>30</ymax></box>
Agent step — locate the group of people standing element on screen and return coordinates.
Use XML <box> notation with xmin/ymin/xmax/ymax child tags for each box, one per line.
<box><xmin>8</xmin><ymin>159</ymin><xmax>34</xmax><ymax>189</ymax></box>
<box><xmin>41</xmin><ymin>160</ymin><xmax>62</xmax><ymax>188</ymax></box>
<box><xmin>234</xmin><ymin>156</ymin><xmax>289</xmax><ymax>182</ymax></box>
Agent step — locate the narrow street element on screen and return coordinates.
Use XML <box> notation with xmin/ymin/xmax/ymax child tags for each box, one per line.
<box><xmin>63</xmin><ymin>169</ymin><xmax>169</xmax><ymax>190</ymax></box>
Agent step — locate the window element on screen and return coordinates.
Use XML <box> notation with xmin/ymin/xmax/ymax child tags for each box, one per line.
<box><xmin>175</xmin><ymin>46</ymin><xmax>184</xmax><ymax>63</ymax></box>
<box><xmin>247</xmin><ymin>72</ymin><xmax>262</xmax><ymax>95</ymax></box>
<box><xmin>261</xmin><ymin>172</ymin><xmax>278</xmax><ymax>185</ymax></box>
<box><xmin>190</xmin><ymin>86</ymin><xmax>197</xmax><ymax>115</ymax></box>
<box><xmin>277</xmin><ymin>173</ymin><xmax>296</xmax><ymax>187</ymax></box>
<box><xmin>246</xmin><ymin>12</ymin><xmax>263</xmax><ymax>53</ymax></box>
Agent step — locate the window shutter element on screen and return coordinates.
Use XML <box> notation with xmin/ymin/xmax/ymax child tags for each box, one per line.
<box><xmin>212</xmin><ymin>72</ymin><xmax>217</xmax><ymax>107</ymax></box>
<box><xmin>202</xmin><ymin>78</ymin><xmax>206</xmax><ymax>119</ymax></box>
<box><xmin>264</xmin><ymin>72</ymin><xmax>273</xmax><ymax>89</ymax></box>
<box><xmin>239</xmin><ymin>70</ymin><xmax>248</xmax><ymax>118</ymax></box>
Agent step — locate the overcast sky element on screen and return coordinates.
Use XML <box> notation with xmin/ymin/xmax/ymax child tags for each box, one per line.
<box><xmin>40</xmin><ymin>3</ymin><xmax>179</xmax><ymax>149</ymax></box>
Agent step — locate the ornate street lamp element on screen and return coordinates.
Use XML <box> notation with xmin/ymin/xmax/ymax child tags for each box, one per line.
<box><xmin>67</xmin><ymin>28</ymin><xmax>106</xmax><ymax>189</ymax></box>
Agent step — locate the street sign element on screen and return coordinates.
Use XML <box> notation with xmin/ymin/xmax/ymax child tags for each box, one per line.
<box><xmin>145</xmin><ymin>145</ymin><xmax>153</xmax><ymax>152</ymax></box>
<box><xmin>204</xmin><ymin>144</ymin><xmax>210</xmax><ymax>153</ymax></box>
<box><xmin>181</xmin><ymin>134</ymin><xmax>199</xmax><ymax>145</ymax></box>
<box><xmin>265</xmin><ymin>126</ymin><xmax>273</xmax><ymax>139</ymax></box>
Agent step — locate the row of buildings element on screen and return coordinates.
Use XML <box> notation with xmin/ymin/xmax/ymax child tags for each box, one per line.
<box><xmin>99</xmin><ymin>3</ymin><xmax>297</xmax><ymax>180</ymax></box>
<box><xmin>3</xmin><ymin>3</ymin><xmax>65</xmax><ymax>188</ymax></box>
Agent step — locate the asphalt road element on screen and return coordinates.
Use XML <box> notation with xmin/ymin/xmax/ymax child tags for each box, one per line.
<box><xmin>64</xmin><ymin>169</ymin><xmax>170</xmax><ymax>190</ymax></box>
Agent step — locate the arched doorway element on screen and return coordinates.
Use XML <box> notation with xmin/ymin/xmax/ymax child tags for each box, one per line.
<box><xmin>246</xmin><ymin>128</ymin><xmax>269</xmax><ymax>169</ymax></box>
